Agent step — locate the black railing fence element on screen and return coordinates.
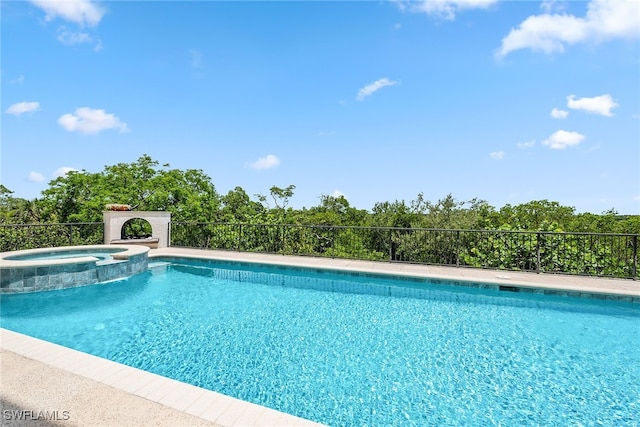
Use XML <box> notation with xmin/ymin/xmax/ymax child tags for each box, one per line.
<box><xmin>0</xmin><ymin>222</ymin><xmax>104</xmax><ymax>252</ymax></box>
<box><xmin>171</xmin><ymin>222</ymin><xmax>638</xmax><ymax>279</ymax></box>
<box><xmin>0</xmin><ymin>222</ymin><xmax>637</xmax><ymax>279</ymax></box>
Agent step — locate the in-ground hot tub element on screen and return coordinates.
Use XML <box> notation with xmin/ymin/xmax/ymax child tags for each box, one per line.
<box><xmin>0</xmin><ymin>245</ymin><xmax>149</xmax><ymax>293</ymax></box>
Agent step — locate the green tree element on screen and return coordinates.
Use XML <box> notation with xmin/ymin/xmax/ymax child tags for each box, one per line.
<box><xmin>220</xmin><ymin>187</ymin><xmax>265</xmax><ymax>223</ymax></box>
<box><xmin>493</xmin><ymin>200</ymin><xmax>576</xmax><ymax>231</ymax></box>
<box><xmin>255</xmin><ymin>185</ymin><xmax>296</xmax><ymax>224</ymax></box>
<box><xmin>39</xmin><ymin>155</ymin><xmax>221</xmax><ymax>223</ymax></box>
<box><xmin>300</xmin><ymin>194</ymin><xmax>367</xmax><ymax>226</ymax></box>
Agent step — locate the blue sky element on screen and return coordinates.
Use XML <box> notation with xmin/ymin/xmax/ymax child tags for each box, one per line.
<box><xmin>2</xmin><ymin>0</ymin><xmax>639</xmax><ymax>214</ymax></box>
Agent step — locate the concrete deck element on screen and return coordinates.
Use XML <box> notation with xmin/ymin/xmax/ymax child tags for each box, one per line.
<box><xmin>2</xmin><ymin>249</ymin><xmax>639</xmax><ymax>426</ymax></box>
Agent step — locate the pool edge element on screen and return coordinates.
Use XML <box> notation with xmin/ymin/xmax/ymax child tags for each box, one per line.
<box><xmin>0</xmin><ymin>328</ymin><xmax>326</xmax><ymax>427</ymax></box>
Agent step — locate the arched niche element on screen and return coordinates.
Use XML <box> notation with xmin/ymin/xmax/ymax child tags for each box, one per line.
<box><xmin>103</xmin><ymin>211</ymin><xmax>171</xmax><ymax>248</ymax></box>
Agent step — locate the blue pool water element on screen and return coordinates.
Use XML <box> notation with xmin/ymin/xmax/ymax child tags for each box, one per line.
<box><xmin>1</xmin><ymin>259</ymin><xmax>639</xmax><ymax>426</ymax></box>
<box><xmin>4</xmin><ymin>248</ymin><xmax>123</xmax><ymax>261</ymax></box>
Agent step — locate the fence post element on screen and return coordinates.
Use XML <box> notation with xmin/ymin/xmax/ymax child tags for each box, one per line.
<box><xmin>456</xmin><ymin>230</ymin><xmax>460</xmax><ymax>267</ymax></box>
<box><xmin>332</xmin><ymin>227</ymin><xmax>336</xmax><ymax>258</ymax></box>
<box><xmin>632</xmin><ymin>235</ymin><xmax>638</xmax><ymax>280</ymax></box>
<box><xmin>536</xmin><ymin>232</ymin><xmax>541</xmax><ymax>274</ymax></box>
<box><xmin>282</xmin><ymin>225</ymin><xmax>286</xmax><ymax>255</ymax></box>
<box><xmin>68</xmin><ymin>224</ymin><xmax>73</xmax><ymax>246</ymax></box>
<box><xmin>388</xmin><ymin>229</ymin><xmax>393</xmax><ymax>262</ymax></box>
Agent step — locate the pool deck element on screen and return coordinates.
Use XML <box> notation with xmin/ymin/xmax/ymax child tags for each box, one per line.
<box><xmin>2</xmin><ymin>248</ymin><xmax>639</xmax><ymax>426</ymax></box>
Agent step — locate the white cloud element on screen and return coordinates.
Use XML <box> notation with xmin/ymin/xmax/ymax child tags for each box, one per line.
<box><xmin>542</xmin><ymin>130</ymin><xmax>585</xmax><ymax>149</ymax></box>
<box><xmin>567</xmin><ymin>94</ymin><xmax>618</xmax><ymax>116</ymax></box>
<box><xmin>6</xmin><ymin>101</ymin><xmax>40</xmax><ymax>115</ymax></box>
<box><xmin>57</xmin><ymin>27</ymin><xmax>93</xmax><ymax>45</ymax></box>
<box><xmin>516</xmin><ymin>139</ymin><xmax>536</xmax><ymax>148</ymax></box>
<box><xmin>54</xmin><ymin>26</ymin><xmax>102</xmax><ymax>50</ymax></box>
<box><xmin>331</xmin><ymin>189</ymin><xmax>346</xmax><ymax>199</ymax></box>
<box><xmin>489</xmin><ymin>151</ymin><xmax>505</xmax><ymax>160</ymax></box>
<box><xmin>541</xmin><ymin>0</ymin><xmax>560</xmax><ymax>13</ymax></box>
<box><xmin>356</xmin><ymin>78</ymin><xmax>398</xmax><ymax>101</ymax></box>
<box><xmin>29</xmin><ymin>0</ymin><xmax>105</xmax><ymax>27</ymax></box>
<box><xmin>58</xmin><ymin>107</ymin><xmax>129</xmax><ymax>134</ymax></box>
<box><xmin>550</xmin><ymin>108</ymin><xmax>569</xmax><ymax>119</ymax></box>
<box><xmin>54</xmin><ymin>166</ymin><xmax>79</xmax><ymax>178</ymax></box>
<box><xmin>497</xmin><ymin>0</ymin><xmax>640</xmax><ymax>58</ymax></box>
<box><xmin>28</xmin><ymin>172</ymin><xmax>44</xmax><ymax>182</ymax></box>
<box><xmin>407</xmin><ymin>0</ymin><xmax>498</xmax><ymax>21</ymax></box>
<box><xmin>249</xmin><ymin>154</ymin><xmax>280</xmax><ymax>170</ymax></box>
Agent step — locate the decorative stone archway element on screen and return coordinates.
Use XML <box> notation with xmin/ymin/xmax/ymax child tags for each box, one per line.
<box><xmin>103</xmin><ymin>211</ymin><xmax>171</xmax><ymax>248</ymax></box>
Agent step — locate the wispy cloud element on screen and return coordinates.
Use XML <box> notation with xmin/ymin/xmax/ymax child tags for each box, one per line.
<box><xmin>497</xmin><ymin>0</ymin><xmax>640</xmax><ymax>58</ymax></box>
<box><xmin>402</xmin><ymin>0</ymin><xmax>498</xmax><ymax>21</ymax></box>
<box><xmin>550</xmin><ymin>108</ymin><xmax>569</xmax><ymax>119</ymax></box>
<box><xmin>567</xmin><ymin>94</ymin><xmax>618</xmax><ymax>117</ymax></box>
<box><xmin>317</xmin><ymin>131</ymin><xmax>336</xmax><ymax>137</ymax></box>
<box><xmin>542</xmin><ymin>130</ymin><xmax>585</xmax><ymax>149</ymax></box>
<box><xmin>489</xmin><ymin>150</ymin><xmax>505</xmax><ymax>160</ymax></box>
<box><xmin>516</xmin><ymin>140</ymin><xmax>536</xmax><ymax>148</ymax></box>
<box><xmin>28</xmin><ymin>171</ymin><xmax>44</xmax><ymax>182</ymax></box>
<box><xmin>6</xmin><ymin>101</ymin><xmax>40</xmax><ymax>115</ymax></box>
<box><xmin>540</xmin><ymin>0</ymin><xmax>567</xmax><ymax>14</ymax></box>
<box><xmin>57</xmin><ymin>27</ymin><xmax>93</xmax><ymax>45</ymax></box>
<box><xmin>9</xmin><ymin>75</ymin><xmax>25</xmax><ymax>85</ymax></box>
<box><xmin>54</xmin><ymin>166</ymin><xmax>79</xmax><ymax>178</ymax></box>
<box><xmin>356</xmin><ymin>78</ymin><xmax>398</xmax><ymax>101</ymax></box>
<box><xmin>189</xmin><ymin>49</ymin><xmax>204</xmax><ymax>78</ymax></box>
<box><xmin>29</xmin><ymin>0</ymin><xmax>105</xmax><ymax>27</ymax></box>
<box><xmin>190</xmin><ymin>49</ymin><xmax>203</xmax><ymax>68</ymax></box>
<box><xmin>248</xmin><ymin>154</ymin><xmax>280</xmax><ymax>170</ymax></box>
<box><xmin>56</xmin><ymin>28</ymin><xmax>102</xmax><ymax>50</ymax></box>
<box><xmin>332</xmin><ymin>189</ymin><xmax>346</xmax><ymax>198</ymax></box>
<box><xmin>58</xmin><ymin>107</ymin><xmax>129</xmax><ymax>134</ymax></box>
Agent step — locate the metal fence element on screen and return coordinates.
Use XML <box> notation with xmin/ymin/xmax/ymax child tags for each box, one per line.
<box><xmin>0</xmin><ymin>222</ymin><xmax>104</xmax><ymax>252</ymax></box>
<box><xmin>1</xmin><ymin>222</ymin><xmax>637</xmax><ymax>279</ymax></box>
<box><xmin>171</xmin><ymin>222</ymin><xmax>639</xmax><ymax>279</ymax></box>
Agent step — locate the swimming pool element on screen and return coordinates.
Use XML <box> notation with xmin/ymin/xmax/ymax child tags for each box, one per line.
<box><xmin>1</xmin><ymin>257</ymin><xmax>638</xmax><ymax>426</ymax></box>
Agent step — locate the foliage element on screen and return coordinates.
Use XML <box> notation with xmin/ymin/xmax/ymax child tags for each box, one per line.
<box><xmin>0</xmin><ymin>223</ymin><xmax>103</xmax><ymax>252</ymax></box>
<box><xmin>37</xmin><ymin>155</ymin><xmax>220</xmax><ymax>223</ymax></box>
<box><xmin>1</xmin><ymin>156</ymin><xmax>638</xmax><ymax>277</ymax></box>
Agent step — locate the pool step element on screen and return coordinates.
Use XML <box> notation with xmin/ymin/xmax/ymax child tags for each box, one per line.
<box><xmin>148</xmin><ymin>261</ymin><xmax>171</xmax><ymax>274</ymax></box>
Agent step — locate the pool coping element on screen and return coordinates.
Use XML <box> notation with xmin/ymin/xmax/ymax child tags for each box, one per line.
<box><xmin>2</xmin><ymin>249</ymin><xmax>639</xmax><ymax>426</ymax></box>
<box><xmin>0</xmin><ymin>244</ymin><xmax>149</xmax><ymax>268</ymax></box>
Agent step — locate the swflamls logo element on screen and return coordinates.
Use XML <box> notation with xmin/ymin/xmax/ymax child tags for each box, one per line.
<box><xmin>2</xmin><ymin>410</ymin><xmax>71</xmax><ymax>421</ymax></box>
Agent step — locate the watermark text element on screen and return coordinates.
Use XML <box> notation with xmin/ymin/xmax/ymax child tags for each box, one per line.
<box><xmin>2</xmin><ymin>410</ymin><xmax>71</xmax><ymax>421</ymax></box>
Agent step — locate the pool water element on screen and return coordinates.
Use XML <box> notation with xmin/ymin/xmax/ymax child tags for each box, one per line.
<box><xmin>1</xmin><ymin>260</ymin><xmax>639</xmax><ymax>426</ymax></box>
<box><xmin>4</xmin><ymin>249</ymin><xmax>123</xmax><ymax>261</ymax></box>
